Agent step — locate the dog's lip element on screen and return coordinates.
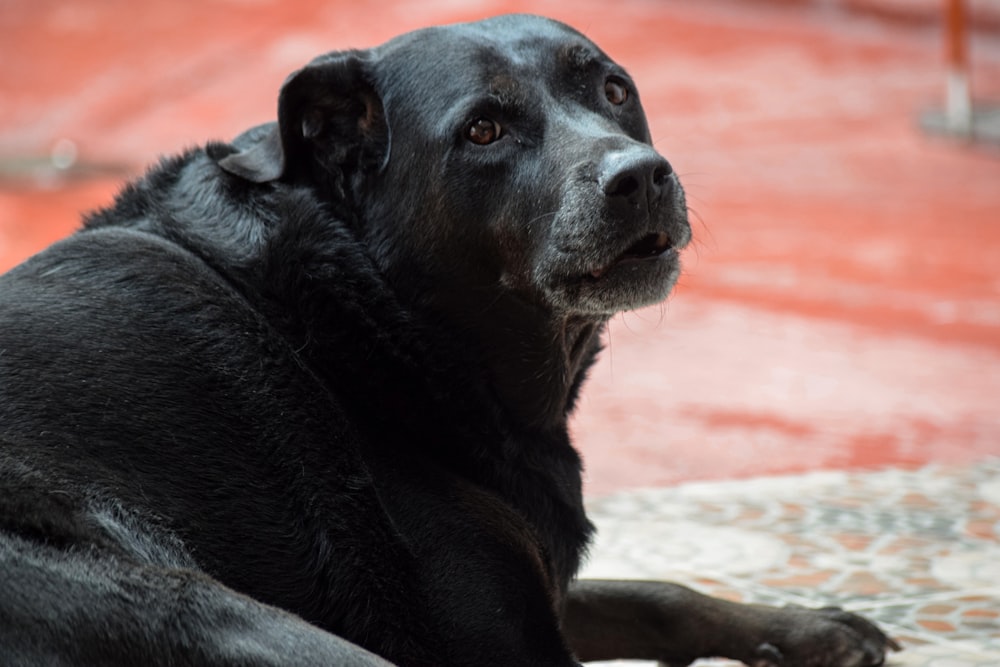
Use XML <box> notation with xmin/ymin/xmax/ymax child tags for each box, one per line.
<box><xmin>588</xmin><ymin>231</ymin><xmax>676</xmax><ymax>280</ymax></box>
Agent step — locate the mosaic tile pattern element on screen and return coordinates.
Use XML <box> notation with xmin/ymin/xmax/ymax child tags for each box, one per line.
<box><xmin>580</xmin><ymin>459</ymin><xmax>1000</xmax><ymax>666</ymax></box>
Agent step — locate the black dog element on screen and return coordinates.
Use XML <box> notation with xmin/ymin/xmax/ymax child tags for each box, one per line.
<box><xmin>0</xmin><ymin>14</ymin><xmax>898</xmax><ymax>667</ymax></box>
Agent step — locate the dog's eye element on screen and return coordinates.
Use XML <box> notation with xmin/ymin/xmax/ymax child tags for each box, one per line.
<box><xmin>605</xmin><ymin>78</ymin><xmax>628</xmax><ymax>106</ymax></box>
<box><xmin>466</xmin><ymin>117</ymin><xmax>502</xmax><ymax>145</ymax></box>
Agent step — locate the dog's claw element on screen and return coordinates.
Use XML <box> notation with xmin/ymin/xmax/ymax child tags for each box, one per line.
<box><xmin>758</xmin><ymin>605</ymin><xmax>901</xmax><ymax>667</ymax></box>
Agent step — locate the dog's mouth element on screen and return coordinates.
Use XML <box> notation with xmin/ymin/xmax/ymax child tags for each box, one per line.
<box><xmin>587</xmin><ymin>232</ymin><xmax>674</xmax><ymax>280</ymax></box>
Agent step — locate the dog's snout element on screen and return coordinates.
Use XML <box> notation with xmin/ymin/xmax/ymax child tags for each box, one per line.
<box><xmin>600</xmin><ymin>151</ymin><xmax>673</xmax><ymax>210</ymax></box>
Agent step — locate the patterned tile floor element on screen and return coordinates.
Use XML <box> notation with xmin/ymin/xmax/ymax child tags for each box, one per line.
<box><xmin>580</xmin><ymin>458</ymin><xmax>1000</xmax><ymax>666</ymax></box>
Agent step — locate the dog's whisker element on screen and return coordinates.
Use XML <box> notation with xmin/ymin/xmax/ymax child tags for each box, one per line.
<box><xmin>526</xmin><ymin>210</ymin><xmax>559</xmax><ymax>227</ymax></box>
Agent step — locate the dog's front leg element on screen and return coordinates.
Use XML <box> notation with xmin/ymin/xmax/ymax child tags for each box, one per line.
<box><xmin>563</xmin><ymin>579</ymin><xmax>900</xmax><ymax>667</ymax></box>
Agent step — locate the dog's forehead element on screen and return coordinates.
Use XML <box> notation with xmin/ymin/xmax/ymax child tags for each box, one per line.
<box><xmin>385</xmin><ymin>14</ymin><xmax>601</xmax><ymax>58</ymax></box>
<box><xmin>372</xmin><ymin>15</ymin><xmax>614</xmax><ymax>101</ymax></box>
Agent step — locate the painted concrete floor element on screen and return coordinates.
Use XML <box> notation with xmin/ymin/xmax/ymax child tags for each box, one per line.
<box><xmin>2</xmin><ymin>0</ymin><xmax>999</xmax><ymax>664</ymax></box>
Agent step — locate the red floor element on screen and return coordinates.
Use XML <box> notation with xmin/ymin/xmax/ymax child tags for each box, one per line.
<box><xmin>2</xmin><ymin>0</ymin><xmax>999</xmax><ymax>496</ymax></box>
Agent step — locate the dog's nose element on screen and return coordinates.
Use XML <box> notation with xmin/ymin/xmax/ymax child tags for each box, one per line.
<box><xmin>600</xmin><ymin>150</ymin><xmax>673</xmax><ymax>213</ymax></box>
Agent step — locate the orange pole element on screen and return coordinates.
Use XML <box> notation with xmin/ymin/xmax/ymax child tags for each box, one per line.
<box><xmin>946</xmin><ymin>0</ymin><xmax>968</xmax><ymax>70</ymax></box>
<box><xmin>944</xmin><ymin>0</ymin><xmax>972</xmax><ymax>133</ymax></box>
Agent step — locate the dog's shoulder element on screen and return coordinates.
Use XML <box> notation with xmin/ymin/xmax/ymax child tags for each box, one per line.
<box><xmin>82</xmin><ymin>143</ymin><xmax>278</xmax><ymax>268</ymax></box>
<box><xmin>73</xmin><ymin>135</ymin><xmax>373</xmax><ymax>308</ymax></box>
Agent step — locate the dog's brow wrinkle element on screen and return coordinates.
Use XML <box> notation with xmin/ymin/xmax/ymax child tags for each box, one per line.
<box><xmin>560</xmin><ymin>43</ymin><xmax>599</xmax><ymax>72</ymax></box>
<box><xmin>488</xmin><ymin>75</ymin><xmax>527</xmax><ymax>109</ymax></box>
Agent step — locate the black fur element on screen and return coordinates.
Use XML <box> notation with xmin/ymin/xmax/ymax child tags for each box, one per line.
<box><xmin>1</xmin><ymin>14</ymin><xmax>898</xmax><ymax>667</ymax></box>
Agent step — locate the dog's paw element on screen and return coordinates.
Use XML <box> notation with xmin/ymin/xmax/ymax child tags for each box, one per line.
<box><xmin>748</xmin><ymin>605</ymin><xmax>902</xmax><ymax>667</ymax></box>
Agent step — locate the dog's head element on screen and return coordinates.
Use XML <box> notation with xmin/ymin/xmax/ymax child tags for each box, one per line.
<box><xmin>220</xmin><ymin>14</ymin><xmax>689</xmax><ymax>320</ymax></box>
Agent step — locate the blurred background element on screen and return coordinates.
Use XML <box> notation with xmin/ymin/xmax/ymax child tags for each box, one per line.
<box><xmin>1</xmin><ymin>0</ymin><xmax>999</xmax><ymax>497</ymax></box>
<box><xmin>4</xmin><ymin>2</ymin><xmax>1000</xmax><ymax>663</ymax></box>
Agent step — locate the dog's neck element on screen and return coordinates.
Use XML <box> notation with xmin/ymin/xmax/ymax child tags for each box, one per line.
<box><xmin>429</xmin><ymin>288</ymin><xmax>606</xmax><ymax>433</ymax></box>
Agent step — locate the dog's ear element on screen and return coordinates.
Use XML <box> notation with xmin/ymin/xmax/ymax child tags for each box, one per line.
<box><xmin>218</xmin><ymin>50</ymin><xmax>386</xmax><ymax>188</ymax></box>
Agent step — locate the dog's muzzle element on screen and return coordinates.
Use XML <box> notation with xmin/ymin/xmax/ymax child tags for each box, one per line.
<box><xmin>535</xmin><ymin>144</ymin><xmax>690</xmax><ymax>316</ymax></box>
